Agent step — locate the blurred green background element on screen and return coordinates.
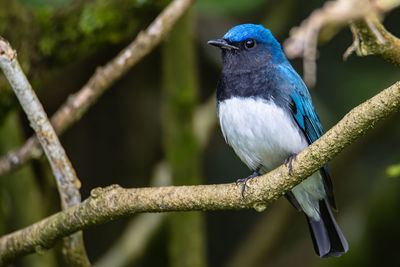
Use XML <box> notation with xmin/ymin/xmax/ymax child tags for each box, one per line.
<box><xmin>0</xmin><ymin>0</ymin><xmax>400</xmax><ymax>266</ymax></box>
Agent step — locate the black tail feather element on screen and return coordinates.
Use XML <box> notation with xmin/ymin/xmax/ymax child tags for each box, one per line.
<box><xmin>306</xmin><ymin>199</ymin><xmax>348</xmax><ymax>258</ymax></box>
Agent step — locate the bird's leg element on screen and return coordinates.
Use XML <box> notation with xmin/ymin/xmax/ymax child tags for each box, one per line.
<box><xmin>236</xmin><ymin>167</ymin><xmax>261</xmax><ymax>197</ymax></box>
<box><xmin>284</xmin><ymin>153</ymin><xmax>297</xmax><ymax>176</ymax></box>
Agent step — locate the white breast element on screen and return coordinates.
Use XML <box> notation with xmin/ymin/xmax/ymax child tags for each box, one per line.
<box><xmin>218</xmin><ymin>96</ymin><xmax>325</xmax><ymax>220</ymax></box>
<box><xmin>218</xmin><ymin>97</ymin><xmax>308</xmax><ymax>172</ymax></box>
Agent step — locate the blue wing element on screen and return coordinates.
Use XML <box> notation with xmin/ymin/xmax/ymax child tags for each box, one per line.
<box><xmin>277</xmin><ymin>64</ymin><xmax>323</xmax><ymax>142</ymax></box>
<box><xmin>278</xmin><ymin>64</ymin><xmax>336</xmax><ymax>208</ymax></box>
<box><xmin>290</xmin><ymin>88</ymin><xmax>324</xmax><ymax>144</ymax></box>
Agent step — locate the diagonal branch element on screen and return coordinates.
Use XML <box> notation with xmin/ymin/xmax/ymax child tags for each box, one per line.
<box><xmin>283</xmin><ymin>0</ymin><xmax>400</xmax><ymax>87</ymax></box>
<box><xmin>0</xmin><ymin>0</ymin><xmax>195</xmax><ymax>178</ymax></box>
<box><xmin>0</xmin><ymin>39</ymin><xmax>90</xmax><ymax>266</ymax></box>
<box><xmin>0</xmin><ymin>80</ymin><xmax>399</xmax><ymax>266</ymax></box>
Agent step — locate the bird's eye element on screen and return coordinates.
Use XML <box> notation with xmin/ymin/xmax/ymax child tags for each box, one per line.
<box><xmin>244</xmin><ymin>39</ymin><xmax>256</xmax><ymax>49</ymax></box>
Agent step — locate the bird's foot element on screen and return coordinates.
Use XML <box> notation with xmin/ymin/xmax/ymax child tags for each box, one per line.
<box><xmin>284</xmin><ymin>153</ymin><xmax>297</xmax><ymax>176</ymax></box>
<box><xmin>236</xmin><ymin>168</ymin><xmax>260</xmax><ymax>197</ymax></box>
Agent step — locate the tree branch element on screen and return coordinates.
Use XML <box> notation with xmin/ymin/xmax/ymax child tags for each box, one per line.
<box><xmin>95</xmin><ymin>93</ymin><xmax>217</xmax><ymax>267</ymax></box>
<box><xmin>0</xmin><ymin>39</ymin><xmax>90</xmax><ymax>266</ymax></box>
<box><xmin>283</xmin><ymin>0</ymin><xmax>400</xmax><ymax>86</ymax></box>
<box><xmin>0</xmin><ymin>0</ymin><xmax>195</xmax><ymax>178</ymax></box>
<box><xmin>0</xmin><ymin>39</ymin><xmax>82</xmax><ymax>210</ymax></box>
<box><xmin>345</xmin><ymin>14</ymin><xmax>400</xmax><ymax>65</ymax></box>
<box><xmin>94</xmin><ymin>161</ymin><xmax>171</xmax><ymax>267</ymax></box>
<box><xmin>0</xmin><ymin>80</ymin><xmax>399</xmax><ymax>266</ymax></box>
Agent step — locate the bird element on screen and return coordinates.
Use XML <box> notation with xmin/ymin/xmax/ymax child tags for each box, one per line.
<box><xmin>208</xmin><ymin>24</ymin><xmax>348</xmax><ymax>258</ymax></box>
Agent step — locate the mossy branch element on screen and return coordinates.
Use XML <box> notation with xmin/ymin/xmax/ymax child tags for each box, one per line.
<box><xmin>0</xmin><ymin>0</ymin><xmax>195</xmax><ymax>178</ymax></box>
<box><xmin>0</xmin><ymin>1</ymin><xmax>195</xmax><ymax>264</ymax></box>
<box><xmin>0</xmin><ymin>80</ymin><xmax>399</xmax><ymax>266</ymax></box>
<box><xmin>283</xmin><ymin>0</ymin><xmax>400</xmax><ymax>86</ymax></box>
<box><xmin>0</xmin><ymin>38</ymin><xmax>90</xmax><ymax>266</ymax></box>
<box><xmin>346</xmin><ymin>14</ymin><xmax>400</xmax><ymax>65</ymax></box>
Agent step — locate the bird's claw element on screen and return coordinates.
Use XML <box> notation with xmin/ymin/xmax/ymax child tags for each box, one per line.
<box><xmin>237</xmin><ymin>168</ymin><xmax>260</xmax><ymax>197</ymax></box>
<box><xmin>284</xmin><ymin>153</ymin><xmax>297</xmax><ymax>176</ymax></box>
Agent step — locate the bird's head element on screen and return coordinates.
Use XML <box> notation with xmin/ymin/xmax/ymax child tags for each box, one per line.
<box><xmin>208</xmin><ymin>24</ymin><xmax>286</xmax><ymax>70</ymax></box>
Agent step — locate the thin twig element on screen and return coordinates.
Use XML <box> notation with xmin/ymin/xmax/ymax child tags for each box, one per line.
<box><xmin>346</xmin><ymin>14</ymin><xmax>400</xmax><ymax>65</ymax></box>
<box><xmin>0</xmin><ymin>80</ymin><xmax>399</xmax><ymax>266</ymax></box>
<box><xmin>0</xmin><ymin>0</ymin><xmax>195</xmax><ymax>263</ymax></box>
<box><xmin>283</xmin><ymin>0</ymin><xmax>400</xmax><ymax>87</ymax></box>
<box><xmin>0</xmin><ymin>39</ymin><xmax>90</xmax><ymax>266</ymax></box>
<box><xmin>0</xmin><ymin>0</ymin><xmax>195</xmax><ymax>178</ymax></box>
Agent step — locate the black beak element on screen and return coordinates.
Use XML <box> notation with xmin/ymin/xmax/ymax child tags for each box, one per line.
<box><xmin>208</xmin><ymin>39</ymin><xmax>239</xmax><ymax>50</ymax></box>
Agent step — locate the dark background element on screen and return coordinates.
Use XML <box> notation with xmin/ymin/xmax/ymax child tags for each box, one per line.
<box><xmin>0</xmin><ymin>0</ymin><xmax>399</xmax><ymax>266</ymax></box>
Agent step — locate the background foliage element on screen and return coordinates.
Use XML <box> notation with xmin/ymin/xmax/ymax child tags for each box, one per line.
<box><xmin>0</xmin><ymin>0</ymin><xmax>399</xmax><ymax>266</ymax></box>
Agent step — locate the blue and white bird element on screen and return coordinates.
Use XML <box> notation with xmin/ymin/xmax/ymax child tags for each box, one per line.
<box><xmin>208</xmin><ymin>24</ymin><xmax>348</xmax><ymax>257</ymax></box>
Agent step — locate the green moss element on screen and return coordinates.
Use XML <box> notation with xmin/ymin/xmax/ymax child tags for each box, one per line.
<box><xmin>20</xmin><ymin>0</ymin><xmax>72</xmax><ymax>8</ymax></box>
<box><xmin>386</xmin><ymin>163</ymin><xmax>400</xmax><ymax>178</ymax></box>
<box><xmin>79</xmin><ymin>1</ymin><xmax>121</xmax><ymax>36</ymax></box>
<box><xmin>35</xmin><ymin>0</ymin><xmax>146</xmax><ymax>63</ymax></box>
<box><xmin>0</xmin><ymin>0</ymin><xmax>158</xmax><ymax>66</ymax></box>
<box><xmin>0</xmin><ymin>0</ymin><xmax>161</xmax><ymax>126</ymax></box>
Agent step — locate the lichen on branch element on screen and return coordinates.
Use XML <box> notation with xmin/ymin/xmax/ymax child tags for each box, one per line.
<box><xmin>0</xmin><ymin>80</ymin><xmax>399</xmax><ymax>266</ymax></box>
<box><xmin>0</xmin><ymin>38</ymin><xmax>90</xmax><ymax>266</ymax></box>
<box><xmin>346</xmin><ymin>14</ymin><xmax>400</xmax><ymax>65</ymax></box>
<box><xmin>0</xmin><ymin>0</ymin><xmax>195</xmax><ymax>179</ymax></box>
